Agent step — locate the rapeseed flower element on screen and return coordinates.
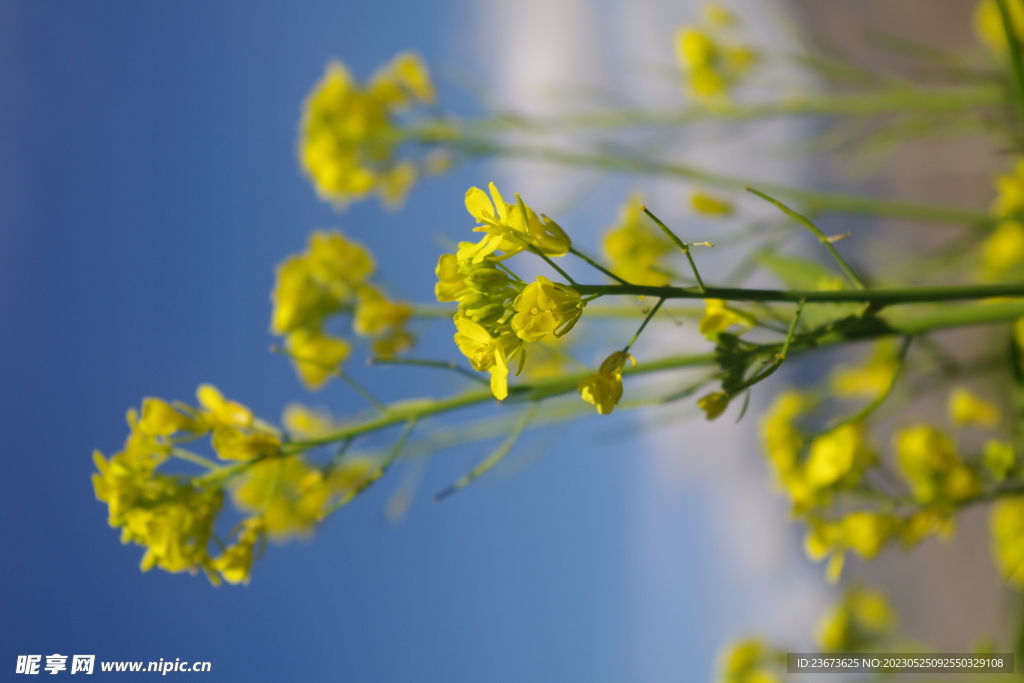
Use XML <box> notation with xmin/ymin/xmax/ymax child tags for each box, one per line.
<box><xmin>691</xmin><ymin>191</ymin><xmax>734</xmax><ymax>217</ymax></box>
<box><xmin>299</xmin><ymin>53</ymin><xmax>439</xmax><ymax>207</ymax></box>
<box><xmin>991</xmin><ymin>498</ymin><xmax>1024</xmax><ymax>587</ymax></box>
<box><xmin>511</xmin><ymin>276</ymin><xmax>584</xmax><ymax>342</ymax></box>
<box><xmin>981</xmin><ymin>220</ymin><xmax>1024</xmax><ymax>275</ymax></box>
<box><xmin>976</xmin><ymin>0</ymin><xmax>1024</xmax><ymax>56</ymax></box>
<box><xmin>699</xmin><ymin>298</ymin><xmax>755</xmax><ymax>339</ymax></box>
<box><xmin>674</xmin><ymin>10</ymin><xmax>758</xmax><ymax>104</ymax></box>
<box><xmin>816</xmin><ymin>587</ymin><xmax>894</xmax><ymax>651</ymax></box>
<box><xmin>894</xmin><ymin>424</ymin><xmax>978</xmax><ymax>503</ymax></box>
<box><xmin>830</xmin><ymin>340</ymin><xmax>898</xmax><ymax>399</ymax></box>
<box><xmin>948</xmin><ymin>387</ymin><xmax>1001</xmax><ymax>427</ymax></box>
<box><xmin>579</xmin><ymin>351</ymin><xmax>635</xmax><ymax>415</ymax></box>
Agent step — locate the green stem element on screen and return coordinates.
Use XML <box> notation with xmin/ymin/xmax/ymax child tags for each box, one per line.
<box><xmin>338</xmin><ymin>370</ymin><xmax>388</xmax><ymax>414</ymax></box>
<box><xmin>997</xmin><ymin>0</ymin><xmax>1024</xmax><ymax>128</ymax></box>
<box><xmin>171</xmin><ymin>448</ymin><xmax>220</xmax><ymax>471</ymax></box>
<box><xmin>623</xmin><ymin>298</ymin><xmax>665</xmax><ymax>353</ymax></box>
<box><xmin>745</xmin><ymin>187</ymin><xmax>867</xmax><ymax>289</ymax></box>
<box><xmin>813</xmin><ymin>335</ymin><xmax>913</xmax><ymax>437</ymax></box>
<box><xmin>572</xmin><ymin>282</ymin><xmax>1024</xmax><ymax>304</ymax></box>
<box><xmin>280</xmin><ymin>300</ymin><xmax>1024</xmax><ymax>455</ymax></box>
<box><xmin>456</xmin><ymin>86</ymin><xmax>1001</xmax><ymax>133</ymax></box>
<box><xmin>779</xmin><ymin>299</ymin><xmax>806</xmax><ymax>361</ymax></box>
<box><xmin>534</xmin><ymin>249</ymin><xmax>577</xmax><ymax>285</ymax></box>
<box><xmin>433</xmin><ymin>402</ymin><xmax>539</xmax><ymax>501</ymax></box>
<box><xmin>320</xmin><ymin>418</ymin><xmax>418</xmax><ymax>518</ymax></box>
<box><xmin>569</xmin><ymin>247</ymin><xmax>630</xmax><ymax>285</ymax></box>
<box><xmin>454</xmin><ymin>141</ymin><xmax>990</xmax><ymax>226</ymax></box>
<box><xmin>642</xmin><ymin>207</ymin><xmax>706</xmax><ymax>292</ymax></box>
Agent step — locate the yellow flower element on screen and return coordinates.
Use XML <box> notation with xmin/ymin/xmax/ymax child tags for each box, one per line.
<box><xmin>992</xmin><ymin>159</ymin><xmax>1024</xmax><ymax>217</ymax></box>
<box><xmin>353</xmin><ymin>284</ymin><xmax>413</xmax><ymax>339</ymax></box>
<box><xmin>579</xmin><ymin>351</ymin><xmax>635</xmax><ymax>415</ymax></box>
<box><xmin>842</xmin><ymin>511</ymin><xmax>893</xmax><ymax>559</ymax></box>
<box><xmin>453</xmin><ymin>315</ymin><xmax>524</xmax><ymax>400</ymax></box>
<box><xmin>284</xmin><ymin>328</ymin><xmax>351</xmax><ymax>390</ymax></box>
<box><xmin>702</xmin><ymin>2</ymin><xmax>734</xmax><ymax>27</ymax></box>
<box><xmin>901</xmin><ymin>508</ymin><xmax>956</xmax><ymax>547</ymax></box>
<box><xmin>211</xmin><ymin>426</ymin><xmax>281</xmax><ymax>462</ymax></box>
<box><xmin>976</xmin><ymin>0</ymin><xmax>1024</xmax><ymax>55</ymax></box>
<box><xmin>676</xmin><ymin>27</ymin><xmax>716</xmax><ymax>70</ymax></box>
<box><xmin>699</xmin><ymin>299</ymin><xmax>755</xmax><ymax>339</ymax></box>
<box><xmin>817</xmin><ymin>587</ymin><xmax>894</xmax><ymax>652</ymax></box>
<box><xmin>434</xmin><ymin>253</ymin><xmax>471</xmax><ymax>302</ymax></box>
<box><xmin>991</xmin><ymin>498</ymin><xmax>1024</xmax><ymax>587</ymax></box>
<box><xmin>688</xmin><ymin>67</ymin><xmax>728</xmax><ymax>101</ymax></box>
<box><xmin>213</xmin><ymin>517</ymin><xmax>265</xmax><ymax>585</ymax></box>
<box><xmin>270</xmin><ymin>230</ymin><xmax>374</xmax><ymax>335</ymax></box>
<box><xmin>981</xmin><ymin>220</ymin><xmax>1024</xmax><ymax>274</ymax></box>
<box><xmin>698</xmin><ymin>390</ymin><xmax>731</xmax><ymax>420</ymax></box>
<box><xmin>138</xmin><ymin>398</ymin><xmax>198</xmax><ymax>437</ymax></box>
<box><xmin>369</xmin><ymin>52</ymin><xmax>436</xmax><ymax>107</ymax></box>
<box><xmin>691</xmin><ymin>191</ymin><xmax>734</xmax><ymax>217</ymax></box>
<box><xmin>805</xmin><ymin>512</ymin><xmax>895</xmax><ymax>584</ymax></box>
<box><xmin>673</xmin><ymin>17</ymin><xmax>757</xmax><ymax>103</ymax></box>
<box><xmin>718</xmin><ymin>638</ymin><xmax>779</xmax><ymax>683</ymax></box>
<box><xmin>805</xmin><ymin>424</ymin><xmax>873</xmax><ymax>488</ymax></box>
<box><xmin>894</xmin><ymin>424</ymin><xmax>975</xmax><ymax>503</ymax></box>
<box><xmin>463</xmin><ymin>183</ymin><xmax>571</xmax><ymax>262</ymax></box>
<box><xmin>984</xmin><ymin>439</ymin><xmax>1016</xmax><ymax>481</ymax></box>
<box><xmin>299</xmin><ymin>53</ymin><xmax>437</xmax><ymax>207</ymax></box>
<box><xmin>511</xmin><ymin>276</ymin><xmax>584</xmax><ymax>342</ymax></box>
<box><xmin>231</xmin><ymin>456</ymin><xmax>368</xmax><ymax>540</ymax></box>
<box><xmin>759</xmin><ymin>390</ymin><xmax>805</xmax><ymax>475</ymax></box>
<box><xmin>197</xmin><ymin>384</ymin><xmax>254</xmax><ymax>429</ymax></box>
<box><xmin>282</xmin><ymin>403</ymin><xmax>336</xmax><ymax>440</ymax></box>
<box><xmin>948</xmin><ymin>387</ymin><xmax>1001</xmax><ymax>427</ymax></box>
<box><xmin>305</xmin><ymin>230</ymin><xmax>375</xmax><ymax>296</ymax></box>
<box><xmin>830</xmin><ymin>340</ymin><xmax>898</xmax><ymax>399</ymax></box>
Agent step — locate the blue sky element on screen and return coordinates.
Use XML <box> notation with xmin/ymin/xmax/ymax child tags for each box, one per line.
<box><xmin>0</xmin><ymin>2</ymin><xmax>830</xmax><ymax>681</ymax></box>
<box><xmin>0</xmin><ymin>3</ymin><xmax>650</xmax><ymax>681</ymax></box>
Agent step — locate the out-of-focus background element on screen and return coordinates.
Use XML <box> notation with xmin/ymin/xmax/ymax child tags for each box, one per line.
<box><xmin>0</xmin><ymin>1</ymin><xmax>1009</xmax><ymax>681</ymax></box>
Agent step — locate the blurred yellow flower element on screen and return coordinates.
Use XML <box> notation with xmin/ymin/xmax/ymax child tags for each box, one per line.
<box><xmin>948</xmin><ymin>387</ymin><xmax>1001</xmax><ymax>428</ymax></box>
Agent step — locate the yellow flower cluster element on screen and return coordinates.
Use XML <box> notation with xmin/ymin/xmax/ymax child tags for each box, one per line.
<box><xmin>805</xmin><ymin>511</ymin><xmax>897</xmax><ymax>583</ymax></box>
<box><xmin>231</xmin><ymin>452</ymin><xmax>376</xmax><ymax>541</ymax></box>
<box><xmin>982</xmin><ymin>160</ymin><xmax>1024</xmax><ymax>275</ymax></box>
<box><xmin>759</xmin><ymin>391</ymin><xmax>875</xmax><ymax>515</ymax></box>
<box><xmin>894</xmin><ymin>425</ymin><xmax>979</xmax><ymax>504</ymax></box>
<box><xmin>92</xmin><ymin>385</ymin><xmax>282</xmax><ymax>584</ymax></box>
<box><xmin>717</xmin><ymin>638</ymin><xmax>780</xmax><ymax>683</ymax></box>
<box><xmin>271</xmin><ymin>229</ymin><xmax>413</xmax><ymax>389</ymax></box>
<box><xmin>991</xmin><ymin>498</ymin><xmax>1024</xmax><ymax>587</ymax></box>
<box><xmin>674</xmin><ymin>3</ymin><xmax>758</xmax><ymax>103</ymax></box>
<box><xmin>436</xmin><ymin>183</ymin><xmax>581</xmax><ymax>399</ymax></box>
<box><xmin>299</xmin><ymin>53</ymin><xmax>438</xmax><ymax>208</ymax></box>
<box><xmin>816</xmin><ymin>587</ymin><xmax>895</xmax><ymax>652</ymax></box>
<box><xmin>602</xmin><ymin>193</ymin><xmax>673</xmax><ymax>287</ymax></box>
<box><xmin>829</xmin><ymin>340</ymin><xmax>898</xmax><ymax>399</ymax></box>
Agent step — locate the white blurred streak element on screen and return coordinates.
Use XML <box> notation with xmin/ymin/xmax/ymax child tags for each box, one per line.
<box><xmin>463</xmin><ymin>0</ymin><xmax>829</xmax><ymax>677</ymax></box>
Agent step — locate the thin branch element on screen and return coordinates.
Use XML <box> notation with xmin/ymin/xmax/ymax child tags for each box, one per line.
<box><xmin>745</xmin><ymin>187</ymin><xmax>867</xmax><ymax>290</ymax></box>
<box><xmin>642</xmin><ymin>206</ymin><xmax>707</xmax><ymax>292</ymax></box>
<box><xmin>434</xmin><ymin>402</ymin><xmax>539</xmax><ymax>501</ymax></box>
